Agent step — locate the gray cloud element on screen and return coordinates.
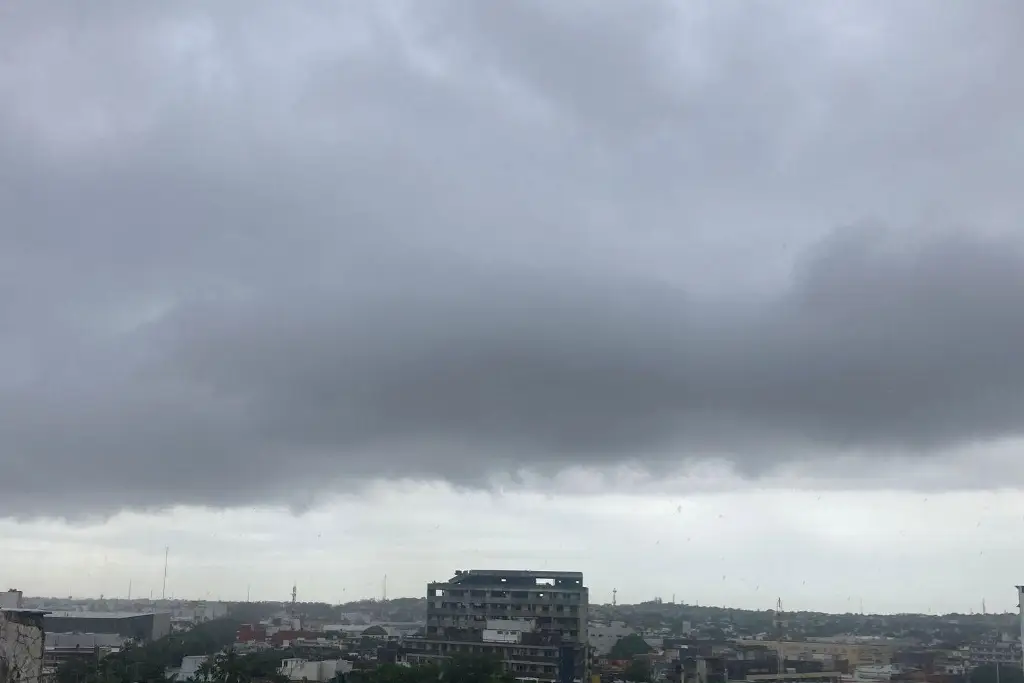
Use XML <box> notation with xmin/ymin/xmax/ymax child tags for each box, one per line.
<box><xmin>2</xmin><ymin>1</ymin><xmax>1024</xmax><ymax>516</ymax></box>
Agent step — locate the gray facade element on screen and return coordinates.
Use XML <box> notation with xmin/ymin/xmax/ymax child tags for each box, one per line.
<box><xmin>44</xmin><ymin>611</ymin><xmax>171</xmax><ymax>642</ymax></box>
<box><xmin>407</xmin><ymin>569</ymin><xmax>588</xmax><ymax>683</ymax></box>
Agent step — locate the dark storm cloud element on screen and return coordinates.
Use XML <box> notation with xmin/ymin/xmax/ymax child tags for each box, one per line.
<box><xmin>2</xmin><ymin>1</ymin><xmax>1024</xmax><ymax>515</ymax></box>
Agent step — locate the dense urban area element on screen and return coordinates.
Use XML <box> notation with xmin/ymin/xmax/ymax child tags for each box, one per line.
<box><xmin>2</xmin><ymin>571</ymin><xmax>1022</xmax><ymax>683</ymax></box>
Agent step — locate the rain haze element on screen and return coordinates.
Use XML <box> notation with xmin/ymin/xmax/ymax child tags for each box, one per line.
<box><xmin>2</xmin><ymin>1</ymin><xmax>1024</xmax><ymax>613</ymax></box>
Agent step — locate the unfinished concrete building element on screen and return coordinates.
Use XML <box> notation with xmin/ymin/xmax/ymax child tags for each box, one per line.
<box><xmin>0</xmin><ymin>608</ymin><xmax>47</xmax><ymax>683</ymax></box>
<box><xmin>406</xmin><ymin>569</ymin><xmax>588</xmax><ymax>683</ymax></box>
<box><xmin>0</xmin><ymin>593</ymin><xmax>22</xmax><ymax>611</ymax></box>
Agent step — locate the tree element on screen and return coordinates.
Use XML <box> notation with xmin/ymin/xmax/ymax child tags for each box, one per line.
<box><xmin>189</xmin><ymin>649</ymin><xmax>288</xmax><ymax>683</ymax></box>
<box><xmin>971</xmin><ymin>664</ymin><xmax>1024</xmax><ymax>683</ymax></box>
<box><xmin>442</xmin><ymin>654</ymin><xmax>514</xmax><ymax>683</ymax></box>
<box><xmin>55</xmin><ymin>618</ymin><xmax>243</xmax><ymax>683</ymax></box>
<box><xmin>193</xmin><ymin>657</ymin><xmax>217</xmax><ymax>683</ymax></box>
<box><xmin>349</xmin><ymin>657</ymin><xmax>510</xmax><ymax>683</ymax></box>
<box><xmin>609</xmin><ymin>634</ymin><xmax>651</xmax><ymax>660</ymax></box>
<box><xmin>353</xmin><ymin>663</ymin><xmax>438</xmax><ymax>683</ymax></box>
<box><xmin>623</xmin><ymin>659</ymin><xmax>651</xmax><ymax>683</ymax></box>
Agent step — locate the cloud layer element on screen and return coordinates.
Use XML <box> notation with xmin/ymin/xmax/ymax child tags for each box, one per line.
<box><xmin>2</xmin><ymin>1</ymin><xmax>1024</xmax><ymax>515</ymax></box>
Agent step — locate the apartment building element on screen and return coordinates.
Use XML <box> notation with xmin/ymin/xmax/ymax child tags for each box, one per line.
<box><xmin>406</xmin><ymin>569</ymin><xmax>589</xmax><ymax>683</ymax></box>
<box><xmin>961</xmin><ymin>642</ymin><xmax>1022</xmax><ymax>668</ymax></box>
<box><xmin>742</xmin><ymin>641</ymin><xmax>894</xmax><ymax>668</ymax></box>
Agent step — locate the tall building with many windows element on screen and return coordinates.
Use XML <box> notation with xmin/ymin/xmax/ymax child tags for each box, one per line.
<box><xmin>406</xmin><ymin>569</ymin><xmax>588</xmax><ymax>683</ymax></box>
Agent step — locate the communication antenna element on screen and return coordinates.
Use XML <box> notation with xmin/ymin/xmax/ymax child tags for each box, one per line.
<box><xmin>612</xmin><ymin>588</ymin><xmax>617</xmax><ymax>606</ymax></box>
<box><xmin>161</xmin><ymin>547</ymin><xmax>169</xmax><ymax>600</ymax></box>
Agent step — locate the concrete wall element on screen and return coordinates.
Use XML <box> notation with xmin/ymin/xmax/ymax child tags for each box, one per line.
<box><xmin>152</xmin><ymin>612</ymin><xmax>171</xmax><ymax>640</ymax></box>
<box><xmin>0</xmin><ymin>611</ymin><xmax>46</xmax><ymax>683</ymax></box>
<box><xmin>44</xmin><ymin>612</ymin><xmax>171</xmax><ymax>642</ymax></box>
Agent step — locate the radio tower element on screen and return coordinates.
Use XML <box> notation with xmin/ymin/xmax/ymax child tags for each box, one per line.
<box><xmin>774</xmin><ymin>598</ymin><xmax>785</xmax><ymax>673</ymax></box>
<box><xmin>612</xmin><ymin>588</ymin><xmax>617</xmax><ymax>606</ymax></box>
<box><xmin>161</xmin><ymin>547</ymin><xmax>169</xmax><ymax>600</ymax></box>
<box><xmin>290</xmin><ymin>582</ymin><xmax>297</xmax><ymax>616</ymax></box>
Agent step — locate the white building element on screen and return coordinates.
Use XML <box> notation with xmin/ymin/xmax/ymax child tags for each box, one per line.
<box><xmin>167</xmin><ymin>655</ymin><xmax>210</xmax><ymax>682</ymax></box>
<box><xmin>279</xmin><ymin>658</ymin><xmax>353</xmax><ymax>682</ymax></box>
<box><xmin>1</xmin><ymin>609</ymin><xmax>47</xmax><ymax>683</ymax></box>
<box><xmin>852</xmin><ymin>664</ymin><xmax>901</xmax><ymax>681</ymax></box>
<box><xmin>483</xmin><ymin>619</ymin><xmax>535</xmax><ymax>644</ymax></box>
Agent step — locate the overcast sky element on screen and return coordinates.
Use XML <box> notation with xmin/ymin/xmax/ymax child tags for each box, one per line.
<box><xmin>2</xmin><ymin>0</ymin><xmax>1024</xmax><ymax>613</ymax></box>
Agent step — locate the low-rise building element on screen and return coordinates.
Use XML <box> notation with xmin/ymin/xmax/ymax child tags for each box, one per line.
<box><xmin>962</xmin><ymin>642</ymin><xmax>1022</xmax><ymax>668</ymax></box>
<box><xmin>589</xmin><ymin>622</ymin><xmax>635</xmax><ymax>656</ymax></box>
<box><xmin>167</xmin><ymin>654</ymin><xmax>210</xmax><ymax>682</ymax></box>
<box><xmin>744</xmin><ymin>641</ymin><xmax>894</xmax><ymax>668</ymax></box>
<box><xmin>279</xmin><ymin>657</ymin><xmax>353</xmax><ymax>682</ymax></box>
<box><xmin>43</xmin><ymin>635</ymin><xmax>124</xmax><ymax>680</ymax></box>
<box><xmin>44</xmin><ymin>611</ymin><xmax>171</xmax><ymax>642</ymax></box>
<box><xmin>172</xmin><ymin>602</ymin><xmax>229</xmax><ymax>624</ymax></box>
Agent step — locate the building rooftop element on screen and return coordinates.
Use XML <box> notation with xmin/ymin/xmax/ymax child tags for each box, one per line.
<box><xmin>47</xmin><ymin>632</ymin><xmax>127</xmax><ymax>648</ymax></box>
<box><xmin>1</xmin><ymin>608</ymin><xmax>50</xmax><ymax>615</ymax></box>
<box><xmin>453</xmin><ymin>569</ymin><xmax>583</xmax><ymax>578</ymax></box>
<box><xmin>44</xmin><ymin>611</ymin><xmax>165</xmax><ymax>619</ymax></box>
<box><xmin>438</xmin><ymin>568</ymin><xmax>586</xmax><ymax>588</ymax></box>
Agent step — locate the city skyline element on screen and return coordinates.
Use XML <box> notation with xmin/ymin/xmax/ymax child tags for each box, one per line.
<box><xmin>4</xmin><ymin>485</ymin><xmax>1024</xmax><ymax>615</ymax></box>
